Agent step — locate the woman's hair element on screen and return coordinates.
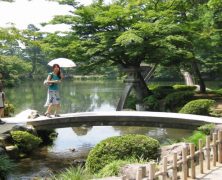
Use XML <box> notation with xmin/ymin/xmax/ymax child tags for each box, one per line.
<box><xmin>52</xmin><ymin>64</ymin><xmax>61</xmax><ymax>79</ymax></box>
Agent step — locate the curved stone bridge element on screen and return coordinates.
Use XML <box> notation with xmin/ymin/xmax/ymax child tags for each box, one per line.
<box><xmin>3</xmin><ymin>111</ymin><xmax>222</xmax><ymax>130</ymax></box>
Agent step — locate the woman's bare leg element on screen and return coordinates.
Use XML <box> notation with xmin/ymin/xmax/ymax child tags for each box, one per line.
<box><xmin>54</xmin><ymin>104</ymin><xmax>61</xmax><ymax>116</ymax></box>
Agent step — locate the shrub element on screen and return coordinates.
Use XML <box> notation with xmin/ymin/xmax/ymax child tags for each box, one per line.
<box><xmin>53</xmin><ymin>166</ymin><xmax>92</xmax><ymax>180</ymax></box>
<box><xmin>0</xmin><ymin>155</ymin><xmax>15</xmax><ymax>179</ymax></box>
<box><xmin>164</xmin><ymin>91</ymin><xmax>194</xmax><ymax>112</ymax></box>
<box><xmin>184</xmin><ymin>131</ymin><xmax>206</xmax><ymax>147</ymax></box>
<box><xmin>143</xmin><ymin>95</ymin><xmax>159</xmax><ymax>111</ymax></box>
<box><xmin>179</xmin><ymin>99</ymin><xmax>215</xmax><ymax>116</ymax></box>
<box><xmin>173</xmin><ymin>84</ymin><xmax>196</xmax><ymax>91</ymax></box>
<box><xmin>4</xmin><ymin>102</ymin><xmax>15</xmax><ymax>117</ymax></box>
<box><xmin>86</xmin><ymin>134</ymin><xmax>160</xmax><ymax>174</ymax></box>
<box><xmin>152</xmin><ymin>86</ymin><xmax>174</xmax><ymax>99</ymax></box>
<box><xmin>10</xmin><ymin>131</ymin><xmax>42</xmax><ymax>153</ymax></box>
<box><xmin>124</xmin><ymin>94</ymin><xmax>136</xmax><ymax>110</ymax></box>
<box><xmin>37</xmin><ymin>129</ymin><xmax>58</xmax><ymax>145</ymax></box>
<box><xmin>198</xmin><ymin>124</ymin><xmax>215</xmax><ymax>135</ymax></box>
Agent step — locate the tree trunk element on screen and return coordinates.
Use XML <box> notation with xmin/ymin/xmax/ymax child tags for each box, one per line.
<box><xmin>192</xmin><ymin>61</ymin><xmax>206</xmax><ymax>93</ymax></box>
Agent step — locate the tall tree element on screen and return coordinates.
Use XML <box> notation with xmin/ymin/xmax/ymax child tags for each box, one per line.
<box><xmin>20</xmin><ymin>24</ymin><xmax>46</xmax><ymax>78</ymax></box>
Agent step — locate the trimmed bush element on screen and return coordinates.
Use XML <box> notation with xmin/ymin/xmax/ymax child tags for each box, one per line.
<box><xmin>143</xmin><ymin>95</ymin><xmax>159</xmax><ymax>111</ymax></box>
<box><xmin>11</xmin><ymin>131</ymin><xmax>42</xmax><ymax>153</ymax></box>
<box><xmin>179</xmin><ymin>99</ymin><xmax>215</xmax><ymax>116</ymax></box>
<box><xmin>0</xmin><ymin>155</ymin><xmax>15</xmax><ymax>179</ymax></box>
<box><xmin>164</xmin><ymin>91</ymin><xmax>194</xmax><ymax>112</ymax></box>
<box><xmin>173</xmin><ymin>84</ymin><xmax>196</xmax><ymax>91</ymax></box>
<box><xmin>86</xmin><ymin>134</ymin><xmax>160</xmax><ymax>173</ymax></box>
<box><xmin>152</xmin><ymin>86</ymin><xmax>174</xmax><ymax>99</ymax></box>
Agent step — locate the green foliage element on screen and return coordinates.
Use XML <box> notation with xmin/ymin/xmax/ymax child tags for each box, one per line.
<box><xmin>37</xmin><ymin>129</ymin><xmax>58</xmax><ymax>145</ymax></box>
<box><xmin>4</xmin><ymin>102</ymin><xmax>15</xmax><ymax>117</ymax></box>
<box><xmin>0</xmin><ymin>55</ymin><xmax>31</xmax><ymax>87</ymax></box>
<box><xmin>143</xmin><ymin>95</ymin><xmax>159</xmax><ymax>111</ymax></box>
<box><xmin>184</xmin><ymin>131</ymin><xmax>206</xmax><ymax>148</ymax></box>
<box><xmin>10</xmin><ymin>131</ymin><xmax>42</xmax><ymax>153</ymax></box>
<box><xmin>97</xmin><ymin>160</ymin><xmax>127</xmax><ymax>178</ymax></box>
<box><xmin>97</xmin><ymin>157</ymin><xmax>147</xmax><ymax>178</ymax></box>
<box><xmin>124</xmin><ymin>94</ymin><xmax>136</xmax><ymax>110</ymax></box>
<box><xmin>53</xmin><ymin>166</ymin><xmax>92</xmax><ymax>180</ymax></box>
<box><xmin>0</xmin><ymin>155</ymin><xmax>15</xmax><ymax>179</ymax></box>
<box><xmin>198</xmin><ymin>124</ymin><xmax>215</xmax><ymax>135</ymax></box>
<box><xmin>179</xmin><ymin>99</ymin><xmax>215</xmax><ymax>116</ymax></box>
<box><xmin>164</xmin><ymin>91</ymin><xmax>194</xmax><ymax>112</ymax></box>
<box><xmin>86</xmin><ymin>134</ymin><xmax>160</xmax><ymax>174</ymax></box>
<box><xmin>152</xmin><ymin>86</ymin><xmax>175</xmax><ymax>99</ymax></box>
<box><xmin>173</xmin><ymin>85</ymin><xmax>196</xmax><ymax>91</ymax></box>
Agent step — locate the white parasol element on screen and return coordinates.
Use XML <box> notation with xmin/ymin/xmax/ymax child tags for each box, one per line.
<box><xmin>48</xmin><ymin>58</ymin><xmax>76</xmax><ymax>68</ymax></box>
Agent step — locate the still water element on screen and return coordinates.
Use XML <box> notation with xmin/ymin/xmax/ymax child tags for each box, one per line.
<box><xmin>6</xmin><ymin>80</ymin><xmax>193</xmax><ymax>178</ymax></box>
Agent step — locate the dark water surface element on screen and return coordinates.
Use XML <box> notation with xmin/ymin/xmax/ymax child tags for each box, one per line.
<box><xmin>6</xmin><ymin>80</ymin><xmax>193</xmax><ymax>179</ymax></box>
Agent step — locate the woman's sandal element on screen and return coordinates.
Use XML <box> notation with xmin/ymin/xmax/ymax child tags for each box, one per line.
<box><xmin>54</xmin><ymin>114</ymin><xmax>60</xmax><ymax>117</ymax></box>
<box><xmin>44</xmin><ymin>113</ymin><xmax>52</xmax><ymax>118</ymax></box>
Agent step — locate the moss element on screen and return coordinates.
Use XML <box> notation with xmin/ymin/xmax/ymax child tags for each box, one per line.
<box><xmin>86</xmin><ymin>134</ymin><xmax>160</xmax><ymax>174</ymax></box>
<box><xmin>10</xmin><ymin>131</ymin><xmax>42</xmax><ymax>153</ymax></box>
<box><xmin>179</xmin><ymin>99</ymin><xmax>215</xmax><ymax>116</ymax></box>
<box><xmin>173</xmin><ymin>84</ymin><xmax>196</xmax><ymax>91</ymax></box>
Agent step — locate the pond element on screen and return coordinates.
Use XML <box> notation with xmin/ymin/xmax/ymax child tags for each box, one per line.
<box><xmin>6</xmin><ymin>80</ymin><xmax>194</xmax><ymax>179</ymax></box>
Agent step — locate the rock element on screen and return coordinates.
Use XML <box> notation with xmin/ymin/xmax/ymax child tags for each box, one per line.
<box><xmin>15</xmin><ymin>109</ymin><xmax>40</xmax><ymax>120</ymax></box>
<box><xmin>119</xmin><ymin>163</ymin><xmax>149</xmax><ymax>180</ymax></box>
<box><xmin>0</xmin><ymin>133</ymin><xmax>13</xmax><ymax>144</ymax></box>
<box><xmin>160</xmin><ymin>142</ymin><xmax>189</xmax><ymax>163</ymax></box>
<box><xmin>5</xmin><ymin>145</ymin><xmax>19</xmax><ymax>158</ymax></box>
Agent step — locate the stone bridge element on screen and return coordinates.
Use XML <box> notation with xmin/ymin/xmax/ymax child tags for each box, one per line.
<box><xmin>2</xmin><ymin>111</ymin><xmax>222</xmax><ymax>130</ymax></box>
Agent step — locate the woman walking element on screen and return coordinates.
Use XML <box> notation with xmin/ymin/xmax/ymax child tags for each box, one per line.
<box><xmin>44</xmin><ymin>64</ymin><xmax>64</xmax><ymax>118</ymax></box>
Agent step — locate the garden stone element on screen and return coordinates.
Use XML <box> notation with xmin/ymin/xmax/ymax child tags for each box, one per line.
<box><xmin>0</xmin><ymin>133</ymin><xmax>13</xmax><ymax>144</ymax></box>
<box><xmin>5</xmin><ymin>145</ymin><xmax>19</xmax><ymax>158</ymax></box>
<box><xmin>120</xmin><ymin>163</ymin><xmax>149</xmax><ymax>180</ymax></box>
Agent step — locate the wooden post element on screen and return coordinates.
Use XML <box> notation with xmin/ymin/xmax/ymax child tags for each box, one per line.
<box><xmin>149</xmin><ymin>163</ymin><xmax>155</xmax><ymax>180</ymax></box>
<box><xmin>162</xmin><ymin>156</ymin><xmax>167</xmax><ymax>180</ymax></box>
<box><xmin>206</xmin><ymin>136</ymin><xmax>211</xmax><ymax>170</ymax></box>
<box><xmin>213</xmin><ymin>133</ymin><xmax>217</xmax><ymax>166</ymax></box>
<box><xmin>141</xmin><ymin>166</ymin><xmax>146</xmax><ymax>178</ymax></box>
<box><xmin>199</xmin><ymin>139</ymin><xmax>203</xmax><ymax>174</ymax></box>
<box><xmin>172</xmin><ymin>152</ymin><xmax>177</xmax><ymax>180</ymax></box>
<box><xmin>182</xmin><ymin>147</ymin><xmax>188</xmax><ymax>180</ymax></box>
<box><xmin>190</xmin><ymin>143</ymin><xmax>195</xmax><ymax>179</ymax></box>
<box><xmin>218</xmin><ymin>130</ymin><xmax>222</xmax><ymax>163</ymax></box>
<box><xmin>136</xmin><ymin>167</ymin><xmax>142</xmax><ymax>180</ymax></box>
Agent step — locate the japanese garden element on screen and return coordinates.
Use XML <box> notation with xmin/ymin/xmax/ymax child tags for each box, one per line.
<box><xmin>0</xmin><ymin>0</ymin><xmax>222</xmax><ymax>179</ymax></box>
